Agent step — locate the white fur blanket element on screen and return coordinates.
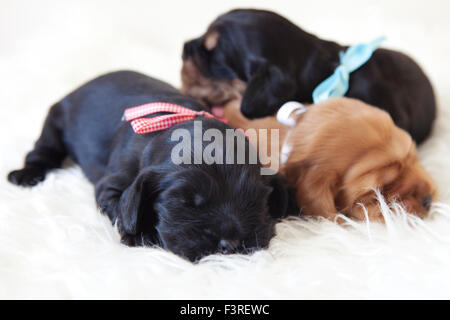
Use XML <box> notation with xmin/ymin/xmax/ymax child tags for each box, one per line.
<box><xmin>1</xmin><ymin>0</ymin><xmax>450</xmax><ymax>299</ymax></box>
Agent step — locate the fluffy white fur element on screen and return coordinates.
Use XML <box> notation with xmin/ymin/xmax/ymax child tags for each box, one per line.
<box><xmin>1</xmin><ymin>0</ymin><xmax>450</xmax><ymax>299</ymax></box>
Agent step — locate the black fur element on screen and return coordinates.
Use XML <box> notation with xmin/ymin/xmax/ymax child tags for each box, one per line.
<box><xmin>182</xmin><ymin>9</ymin><xmax>436</xmax><ymax>144</ymax></box>
<box><xmin>8</xmin><ymin>71</ymin><xmax>299</xmax><ymax>262</ymax></box>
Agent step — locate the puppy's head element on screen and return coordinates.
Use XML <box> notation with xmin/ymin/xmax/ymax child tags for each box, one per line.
<box><xmin>118</xmin><ymin>166</ymin><xmax>289</xmax><ymax>262</ymax></box>
<box><xmin>336</xmin><ymin>128</ymin><xmax>437</xmax><ymax>221</ymax></box>
<box><xmin>181</xmin><ymin>28</ymin><xmax>297</xmax><ymax>118</ymax></box>
<box><xmin>285</xmin><ymin>98</ymin><xmax>437</xmax><ymax>221</ymax></box>
<box><xmin>181</xmin><ymin>10</ymin><xmax>311</xmax><ymax>119</ymax></box>
<box><xmin>181</xmin><ymin>29</ymin><xmax>246</xmax><ymax>108</ymax></box>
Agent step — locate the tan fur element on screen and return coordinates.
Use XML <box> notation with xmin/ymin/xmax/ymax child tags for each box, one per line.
<box><xmin>223</xmin><ymin>97</ymin><xmax>437</xmax><ymax>222</ymax></box>
<box><xmin>204</xmin><ymin>31</ymin><xmax>219</xmax><ymax>50</ymax></box>
<box><xmin>222</xmin><ymin>99</ymin><xmax>290</xmax><ymax>167</ymax></box>
<box><xmin>180</xmin><ymin>59</ymin><xmax>246</xmax><ymax>106</ymax></box>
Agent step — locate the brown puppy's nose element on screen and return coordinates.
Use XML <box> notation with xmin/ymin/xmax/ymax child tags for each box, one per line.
<box><xmin>218</xmin><ymin>239</ymin><xmax>240</xmax><ymax>254</ymax></box>
<box><xmin>421</xmin><ymin>194</ymin><xmax>433</xmax><ymax>211</ymax></box>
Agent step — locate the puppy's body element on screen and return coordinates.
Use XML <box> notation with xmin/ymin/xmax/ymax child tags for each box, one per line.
<box><xmin>182</xmin><ymin>9</ymin><xmax>436</xmax><ymax>144</ymax></box>
<box><xmin>223</xmin><ymin>97</ymin><xmax>437</xmax><ymax>221</ymax></box>
<box><xmin>8</xmin><ymin>71</ymin><xmax>296</xmax><ymax>261</ymax></box>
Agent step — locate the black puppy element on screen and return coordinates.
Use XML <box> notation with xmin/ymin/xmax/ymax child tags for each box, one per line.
<box><xmin>181</xmin><ymin>9</ymin><xmax>436</xmax><ymax>144</ymax></box>
<box><xmin>8</xmin><ymin>71</ymin><xmax>296</xmax><ymax>262</ymax></box>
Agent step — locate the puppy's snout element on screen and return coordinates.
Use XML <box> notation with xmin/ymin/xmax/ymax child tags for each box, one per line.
<box><xmin>421</xmin><ymin>194</ymin><xmax>433</xmax><ymax>211</ymax></box>
<box><xmin>218</xmin><ymin>239</ymin><xmax>240</xmax><ymax>254</ymax></box>
<box><xmin>182</xmin><ymin>43</ymin><xmax>190</xmax><ymax>60</ymax></box>
<box><xmin>182</xmin><ymin>41</ymin><xmax>193</xmax><ymax>60</ymax></box>
<box><xmin>182</xmin><ymin>39</ymin><xmax>201</xmax><ymax>61</ymax></box>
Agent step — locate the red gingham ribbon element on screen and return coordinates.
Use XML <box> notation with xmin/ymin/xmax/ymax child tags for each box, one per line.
<box><xmin>123</xmin><ymin>102</ymin><xmax>216</xmax><ymax>134</ymax></box>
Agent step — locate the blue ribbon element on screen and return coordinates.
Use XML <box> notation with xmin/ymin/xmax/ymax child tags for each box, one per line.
<box><xmin>312</xmin><ymin>36</ymin><xmax>386</xmax><ymax>104</ymax></box>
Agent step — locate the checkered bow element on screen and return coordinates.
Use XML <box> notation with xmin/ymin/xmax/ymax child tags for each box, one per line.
<box><xmin>123</xmin><ymin>102</ymin><xmax>215</xmax><ymax>134</ymax></box>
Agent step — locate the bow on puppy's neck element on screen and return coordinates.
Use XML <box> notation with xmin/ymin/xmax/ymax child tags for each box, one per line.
<box><xmin>312</xmin><ymin>36</ymin><xmax>386</xmax><ymax>103</ymax></box>
<box><xmin>276</xmin><ymin>36</ymin><xmax>386</xmax><ymax>126</ymax></box>
<box><xmin>123</xmin><ymin>102</ymin><xmax>217</xmax><ymax>134</ymax></box>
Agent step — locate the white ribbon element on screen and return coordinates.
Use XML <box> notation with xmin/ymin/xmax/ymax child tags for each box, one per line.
<box><xmin>276</xmin><ymin>101</ymin><xmax>308</xmax><ymax>127</ymax></box>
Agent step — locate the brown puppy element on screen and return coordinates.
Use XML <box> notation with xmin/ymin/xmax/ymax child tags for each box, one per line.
<box><xmin>222</xmin><ymin>97</ymin><xmax>437</xmax><ymax>222</ymax></box>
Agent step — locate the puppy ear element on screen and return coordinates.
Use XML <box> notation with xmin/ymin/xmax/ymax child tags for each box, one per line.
<box><xmin>293</xmin><ymin>166</ymin><xmax>339</xmax><ymax>219</ymax></box>
<box><xmin>118</xmin><ymin>168</ymin><xmax>160</xmax><ymax>236</ymax></box>
<box><xmin>266</xmin><ymin>174</ymin><xmax>300</xmax><ymax>219</ymax></box>
<box><xmin>241</xmin><ymin>63</ymin><xmax>297</xmax><ymax>119</ymax></box>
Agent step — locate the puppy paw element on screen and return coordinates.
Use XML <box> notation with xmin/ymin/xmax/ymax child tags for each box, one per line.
<box><xmin>98</xmin><ymin>199</ymin><xmax>119</xmax><ymax>222</ymax></box>
<box><xmin>7</xmin><ymin>166</ymin><xmax>47</xmax><ymax>187</ymax></box>
<box><xmin>120</xmin><ymin>233</ymin><xmax>156</xmax><ymax>247</ymax></box>
<box><xmin>120</xmin><ymin>234</ymin><xmax>139</xmax><ymax>247</ymax></box>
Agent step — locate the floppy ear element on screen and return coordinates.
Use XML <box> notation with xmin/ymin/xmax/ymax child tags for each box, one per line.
<box><xmin>241</xmin><ymin>63</ymin><xmax>297</xmax><ymax>119</ymax></box>
<box><xmin>118</xmin><ymin>168</ymin><xmax>160</xmax><ymax>236</ymax></box>
<box><xmin>293</xmin><ymin>166</ymin><xmax>339</xmax><ymax>220</ymax></box>
<box><xmin>266</xmin><ymin>174</ymin><xmax>300</xmax><ymax>219</ymax></box>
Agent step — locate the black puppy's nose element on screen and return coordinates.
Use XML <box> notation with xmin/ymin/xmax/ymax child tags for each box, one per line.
<box><xmin>421</xmin><ymin>194</ymin><xmax>433</xmax><ymax>211</ymax></box>
<box><xmin>182</xmin><ymin>39</ymin><xmax>201</xmax><ymax>61</ymax></box>
<box><xmin>218</xmin><ymin>239</ymin><xmax>240</xmax><ymax>254</ymax></box>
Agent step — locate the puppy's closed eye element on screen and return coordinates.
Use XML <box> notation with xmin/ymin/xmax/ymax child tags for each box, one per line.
<box><xmin>193</xmin><ymin>194</ymin><xmax>206</xmax><ymax>207</ymax></box>
<box><xmin>181</xmin><ymin>192</ymin><xmax>211</xmax><ymax>209</ymax></box>
<box><xmin>160</xmin><ymin>170</ymin><xmax>218</xmax><ymax>210</ymax></box>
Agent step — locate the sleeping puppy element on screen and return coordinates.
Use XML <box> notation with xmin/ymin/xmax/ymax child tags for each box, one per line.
<box><xmin>181</xmin><ymin>8</ymin><xmax>436</xmax><ymax>144</ymax></box>
<box><xmin>221</xmin><ymin>97</ymin><xmax>437</xmax><ymax>222</ymax></box>
<box><xmin>7</xmin><ymin>71</ymin><xmax>296</xmax><ymax>262</ymax></box>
